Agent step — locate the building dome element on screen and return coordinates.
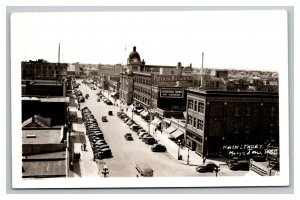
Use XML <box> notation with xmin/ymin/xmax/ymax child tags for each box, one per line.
<box><xmin>128</xmin><ymin>46</ymin><xmax>141</xmax><ymax>60</ymax></box>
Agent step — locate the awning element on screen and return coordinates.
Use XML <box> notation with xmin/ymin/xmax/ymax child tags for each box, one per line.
<box><xmin>141</xmin><ymin>111</ymin><xmax>149</xmax><ymax>117</ymax></box>
<box><xmin>164</xmin><ymin>126</ymin><xmax>176</xmax><ymax>134</ymax></box>
<box><xmin>170</xmin><ymin>129</ymin><xmax>184</xmax><ymax>139</ymax></box>
<box><xmin>151</xmin><ymin>118</ymin><xmax>161</xmax><ymax>125</ymax></box>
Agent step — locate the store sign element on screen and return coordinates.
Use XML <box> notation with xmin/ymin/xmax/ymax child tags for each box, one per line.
<box><xmin>153</xmin><ymin>75</ymin><xmax>193</xmax><ymax>82</ymax></box>
<box><xmin>160</xmin><ymin>88</ymin><xmax>184</xmax><ymax>98</ymax></box>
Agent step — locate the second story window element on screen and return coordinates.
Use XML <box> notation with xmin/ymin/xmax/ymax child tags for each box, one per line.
<box><xmin>188</xmin><ymin>99</ymin><xmax>193</xmax><ymax>110</ymax></box>
<box><xmin>198</xmin><ymin>102</ymin><xmax>205</xmax><ymax>114</ymax></box>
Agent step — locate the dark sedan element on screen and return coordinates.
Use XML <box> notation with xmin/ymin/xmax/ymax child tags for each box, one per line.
<box><xmin>196</xmin><ymin>162</ymin><xmax>219</xmax><ymax>173</ymax></box>
<box><xmin>124</xmin><ymin>133</ymin><xmax>133</xmax><ymax>141</ymax></box>
<box><xmin>151</xmin><ymin>144</ymin><xmax>166</xmax><ymax>152</ymax></box>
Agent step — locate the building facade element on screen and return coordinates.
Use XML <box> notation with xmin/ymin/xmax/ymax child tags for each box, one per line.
<box><xmin>120</xmin><ymin>46</ymin><xmax>195</xmax><ymax>119</ymax></box>
<box><xmin>22</xmin><ymin>59</ymin><xmax>68</xmax><ymax>80</ymax></box>
<box><xmin>185</xmin><ymin>89</ymin><xmax>279</xmax><ymax>159</ymax></box>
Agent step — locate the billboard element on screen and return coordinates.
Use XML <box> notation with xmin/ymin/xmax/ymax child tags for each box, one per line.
<box><xmin>160</xmin><ymin>88</ymin><xmax>184</xmax><ymax>98</ymax></box>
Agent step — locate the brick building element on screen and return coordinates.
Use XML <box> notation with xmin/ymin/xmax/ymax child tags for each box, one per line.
<box><xmin>22</xmin><ymin>59</ymin><xmax>68</xmax><ymax>80</ymax></box>
<box><xmin>185</xmin><ymin>88</ymin><xmax>279</xmax><ymax>159</ymax></box>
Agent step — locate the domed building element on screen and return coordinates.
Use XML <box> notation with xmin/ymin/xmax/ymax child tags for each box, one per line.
<box><xmin>120</xmin><ymin>46</ymin><xmax>143</xmax><ymax>105</ymax></box>
<box><xmin>127</xmin><ymin>46</ymin><xmax>141</xmax><ymax>65</ymax></box>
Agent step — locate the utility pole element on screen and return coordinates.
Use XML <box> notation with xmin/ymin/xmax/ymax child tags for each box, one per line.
<box><xmin>58</xmin><ymin>42</ymin><xmax>61</xmax><ymax>64</ymax></box>
<box><xmin>148</xmin><ymin>73</ymin><xmax>153</xmax><ymax>135</ymax></box>
<box><xmin>200</xmin><ymin>52</ymin><xmax>204</xmax><ymax>88</ymax></box>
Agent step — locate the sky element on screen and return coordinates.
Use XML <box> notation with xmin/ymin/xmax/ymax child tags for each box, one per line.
<box><xmin>11</xmin><ymin>10</ymin><xmax>287</xmax><ymax>71</ymax></box>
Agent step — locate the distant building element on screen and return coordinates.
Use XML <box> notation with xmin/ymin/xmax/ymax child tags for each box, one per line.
<box><xmin>108</xmin><ymin>75</ymin><xmax>120</xmax><ymax>98</ymax></box>
<box><xmin>185</xmin><ymin>88</ymin><xmax>279</xmax><ymax>159</ymax></box>
<box><xmin>22</xmin><ymin>79</ymin><xmax>67</xmax><ymax>97</ymax></box>
<box><xmin>21</xmin><ymin>59</ymin><xmax>68</xmax><ymax>80</ymax></box>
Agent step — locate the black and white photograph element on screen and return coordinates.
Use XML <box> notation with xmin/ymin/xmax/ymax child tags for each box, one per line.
<box><xmin>10</xmin><ymin>9</ymin><xmax>290</xmax><ymax>189</ymax></box>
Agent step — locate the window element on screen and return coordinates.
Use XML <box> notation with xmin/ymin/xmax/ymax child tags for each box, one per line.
<box><xmin>270</xmin><ymin>106</ymin><xmax>276</xmax><ymax>117</ymax></box>
<box><xmin>234</xmin><ymin>106</ymin><xmax>240</xmax><ymax>116</ymax></box>
<box><xmin>194</xmin><ymin>100</ymin><xmax>197</xmax><ymax>111</ymax></box>
<box><xmin>197</xmin><ymin>119</ymin><xmax>204</xmax><ymax>131</ymax></box>
<box><xmin>193</xmin><ymin>117</ymin><xmax>197</xmax><ymax>127</ymax></box>
<box><xmin>246</xmin><ymin>105</ymin><xmax>251</xmax><ymax>116</ymax></box>
<box><xmin>198</xmin><ymin>102</ymin><xmax>205</xmax><ymax>114</ymax></box>
<box><xmin>188</xmin><ymin>115</ymin><xmax>193</xmax><ymax>125</ymax></box>
<box><xmin>188</xmin><ymin>99</ymin><xmax>193</xmax><ymax>110</ymax></box>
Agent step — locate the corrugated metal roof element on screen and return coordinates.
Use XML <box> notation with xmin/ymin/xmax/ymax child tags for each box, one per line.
<box><xmin>22</xmin><ymin>160</ymin><xmax>66</xmax><ymax>178</ymax></box>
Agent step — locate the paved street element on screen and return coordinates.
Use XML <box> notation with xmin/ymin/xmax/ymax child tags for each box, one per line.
<box><xmin>70</xmin><ymin>82</ymin><xmax>252</xmax><ymax>177</ymax></box>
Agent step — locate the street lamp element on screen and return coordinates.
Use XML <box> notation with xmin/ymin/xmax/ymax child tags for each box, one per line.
<box><xmin>131</xmin><ymin>109</ymin><xmax>134</xmax><ymax>120</ymax></box>
<box><xmin>102</xmin><ymin>165</ymin><xmax>109</xmax><ymax>178</ymax></box>
<box><xmin>177</xmin><ymin>139</ymin><xmax>182</xmax><ymax>160</ymax></box>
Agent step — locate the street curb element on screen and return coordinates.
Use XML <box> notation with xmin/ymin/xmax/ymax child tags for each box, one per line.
<box><xmin>179</xmin><ymin>162</ymin><xmax>198</xmax><ymax>167</ymax></box>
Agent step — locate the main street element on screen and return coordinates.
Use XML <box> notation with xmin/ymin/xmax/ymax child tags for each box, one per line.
<box><xmin>76</xmin><ymin>82</ymin><xmax>250</xmax><ymax>177</ymax></box>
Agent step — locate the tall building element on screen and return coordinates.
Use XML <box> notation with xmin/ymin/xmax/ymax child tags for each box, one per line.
<box><xmin>185</xmin><ymin>88</ymin><xmax>279</xmax><ymax>159</ymax></box>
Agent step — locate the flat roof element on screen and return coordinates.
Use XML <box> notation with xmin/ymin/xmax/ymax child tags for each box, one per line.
<box><xmin>187</xmin><ymin>88</ymin><xmax>278</xmax><ymax>97</ymax></box>
<box><xmin>22</xmin><ymin>129</ymin><xmax>62</xmax><ymax>144</ymax></box>
<box><xmin>22</xmin><ymin>159</ymin><xmax>66</xmax><ymax>178</ymax></box>
<box><xmin>25</xmin><ymin>151</ymin><xmax>66</xmax><ymax>160</ymax></box>
<box><xmin>22</xmin><ymin>96</ymin><xmax>69</xmax><ymax>103</ymax></box>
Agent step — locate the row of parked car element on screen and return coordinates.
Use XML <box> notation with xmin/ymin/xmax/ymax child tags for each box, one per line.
<box><xmin>97</xmin><ymin>92</ymin><xmax>113</xmax><ymax>105</ymax></box>
<box><xmin>117</xmin><ymin>112</ymin><xmax>167</xmax><ymax>152</ymax></box>
<box><xmin>81</xmin><ymin>107</ymin><xmax>113</xmax><ymax>160</ymax></box>
<box><xmin>74</xmin><ymin>89</ymin><xmax>85</xmax><ymax>103</ymax></box>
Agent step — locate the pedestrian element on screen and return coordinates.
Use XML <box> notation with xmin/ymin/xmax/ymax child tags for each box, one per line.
<box><xmin>126</xmin><ymin>108</ymin><xmax>128</xmax><ymax>112</ymax></box>
<box><xmin>83</xmin><ymin>143</ymin><xmax>86</xmax><ymax>151</ymax></box>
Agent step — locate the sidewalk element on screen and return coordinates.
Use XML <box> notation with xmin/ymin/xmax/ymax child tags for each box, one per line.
<box><xmin>101</xmin><ymin>91</ymin><xmax>227</xmax><ymax>167</ymax></box>
<box><xmin>68</xmin><ymin>106</ymin><xmax>100</xmax><ymax>178</ymax></box>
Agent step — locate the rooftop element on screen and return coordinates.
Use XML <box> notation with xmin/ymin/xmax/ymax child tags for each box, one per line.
<box><xmin>22</xmin><ymin>128</ymin><xmax>63</xmax><ymax>144</ymax></box>
<box><xmin>22</xmin><ymin>157</ymin><xmax>66</xmax><ymax>178</ymax></box>
<box><xmin>188</xmin><ymin>88</ymin><xmax>279</xmax><ymax>97</ymax></box>
<box><xmin>22</xmin><ymin>96</ymin><xmax>69</xmax><ymax>103</ymax></box>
